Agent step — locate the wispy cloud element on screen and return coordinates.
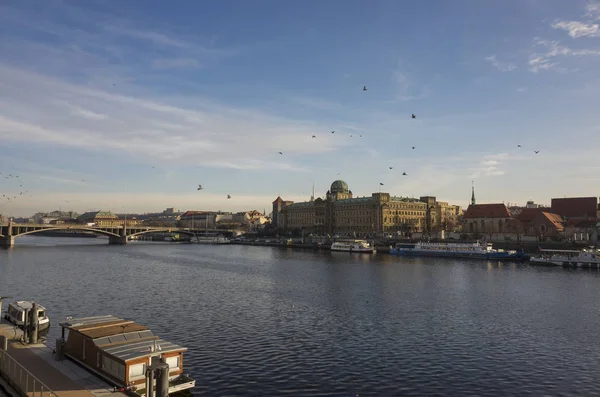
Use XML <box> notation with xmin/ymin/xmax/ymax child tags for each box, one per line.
<box><xmin>528</xmin><ymin>37</ymin><xmax>600</xmax><ymax>72</ymax></box>
<box><xmin>0</xmin><ymin>66</ymin><xmax>342</xmax><ymax>171</ymax></box>
<box><xmin>485</xmin><ymin>55</ymin><xmax>517</xmax><ymax>72</ymax></box>
<box><xmin>552</xmin><ymin>21</ymin><xmax>600</xmax><ymax>38</ymax></box>
<box><xmin>586</xmin><ymin>2</ymin><xmax>600</xmax><ymax>20</ymax></box>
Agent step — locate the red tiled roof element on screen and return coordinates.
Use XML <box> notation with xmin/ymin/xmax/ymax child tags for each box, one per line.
<box><xmin>517</xmin><ymin>207</ymin><xmax>550</xmax><ymax>222</ymax></box>
<box><xmin>272</xmin><ymin>196</ymin><xmax>283</xmax><ymax>204</ymax></box>
<box><xmin>464</xmin><ymin>204</ymin><xmax>512</xmax><ymax>219</ymax></box>
<box><xmin>539</xmin><ymin>212</ymin><xmax>564</xmax><ymax>231</ymax></box>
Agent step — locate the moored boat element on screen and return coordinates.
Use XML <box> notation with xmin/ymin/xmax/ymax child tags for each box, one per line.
<box><xmin>530</xmin><ymin>248</ymin><xmax>600</xmax><ymax>267</ymax></box>
<box><xmin>191</xmin><ymin>235</ymin><xmax>230</xmax><ymax>244</ymax></box>
<box><xmin>331</xmin><ymin>240</ymin><xmax>375</xmax><ymax>253</ymax></box>
<box><xmin>390</xmin><ymin>241</ymin><xmax>529</xmax><ymax>261</ymax></box>
<box><xmin>58</xmin><ymin>315</ymin><xmax>195</xmax><ymax>395</ymax></box>
<box><xmin>3</xmin><ymin>300</ymin><xmax>51</xmax><ymax>334</ymax></box>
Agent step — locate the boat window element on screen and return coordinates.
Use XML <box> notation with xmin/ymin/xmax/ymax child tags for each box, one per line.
<box><xmin>102</xmin><ymin>356</ymin><xmax>125</xmax><ymax>380</ymax></box>
<box><xmin>38</xmin><ymin>310</ymin><xmax>45</xmax><ymax>318</ymax></box>
<box><xmin>129</xmin><ymin>362</ymin><xmax>147</xmax><ymax>380</ymax></box>
<box><xmin>166</xmin><ymin>355</ymin><xmax>180</xmax><ymax>372</ymax></box>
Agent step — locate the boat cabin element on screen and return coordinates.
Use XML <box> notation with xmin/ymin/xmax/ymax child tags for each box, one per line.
<box><xmin>3</xmin><ymin>301</ymin><xmax>51</xmax><ymax>332</ymax></box>
<box><xmin>59</xmin><ymin>315</ymin><xmax>186</xmax><ymax>388</ymax></box>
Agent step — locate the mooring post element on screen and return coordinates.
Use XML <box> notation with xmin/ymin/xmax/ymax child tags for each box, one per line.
<box><xmin>29</xmin><ymin>302</ymin><xmax>39</xmax><ymax>344</ymax></box>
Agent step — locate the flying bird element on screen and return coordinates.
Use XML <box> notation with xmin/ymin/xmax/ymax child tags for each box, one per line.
<box><xmin>197</xmin><ymin>185</ymin><xmax>203</xmax><ymax>191</ymax></box>
<box><xmin>402</xmin><ymin>172</ymin><xmax>407</xmax><ymax>176</ymax></box>
<box><xmin>331</xmin><ymin>130</ymin><xmax>335</xmax><ymax>134</ymax></box>
<box><xmin>534</xmin><ymin>150</ymin><xmax>539</xmax><ymax>154</ymax></box>
<box><xmin>350</xmin><ymin>135</ymin><xmax>353</xmax><ymax>137</ymax></box>
<box><xmin>359</xmin><ymin>135</ymin><xmax>362</xmax><ymax>137</ymax></box>
<box><xmin>312</xmin><ymin>135</ymin><xmax>316</xmax><ymax>138</ymax></box>
<box><xmin>412</xmin><ymin>146</ymin><xmax>415</xmax><ymax>150</ymax></box>
<box><xmin>389</xmin><ymin>167</ymin><xmax>394</xmax><ymax>170</ymax></box>
<box><xmin>227</xmin><ymin>194</ymin><xmax>231</xmax><ymax>199</ymax></box>
<box><xmin>379</xmin><ymin>182</ymin><xmax>384</xmax><ymax>186</ymax></box>
<box><xmin>278</xmin><ymin>152</ymin><xmax>283</xmax><ymax>155</ymax></box>
<box><xmin>517</xmin><ymin>145</ymin><xmax>522</xmax><ymax>148</ymax></box>
<box><xmin>363</xmin><ymin>86</ymin><xmax>367</xmax><ymax>91</ymax></box>
<box><xmin>411</xmin><ymin>114</ymin><xmax>416</xmax><ymax>119</ymax></box>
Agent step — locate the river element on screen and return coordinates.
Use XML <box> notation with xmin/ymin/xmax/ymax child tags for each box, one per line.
<box><xmin>2</xmin><ymin>236</ymin><xmax>600</xmax><ymax>396</ymax></box>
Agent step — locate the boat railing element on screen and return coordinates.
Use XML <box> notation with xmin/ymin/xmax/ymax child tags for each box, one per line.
<box><xmin>0</xmin><ymin>349</ymin><xmax>59</xmax><ymax>396</ymax></box>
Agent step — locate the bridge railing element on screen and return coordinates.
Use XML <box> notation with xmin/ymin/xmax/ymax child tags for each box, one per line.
<box><xmin>0</xmin><ymin>349</ymin><xmax>59</xmax><ymax>397</ymax></box>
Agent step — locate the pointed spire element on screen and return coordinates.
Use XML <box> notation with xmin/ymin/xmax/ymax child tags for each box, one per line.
<box><xmin>471</xmin><ymin>181</ymin><xmax>476</xmax><ymax>205</ymax></box>
<box><xmin>310</xmin><ymin>181</ymin><xmax>315</xmax><ymax>202</ymax></box>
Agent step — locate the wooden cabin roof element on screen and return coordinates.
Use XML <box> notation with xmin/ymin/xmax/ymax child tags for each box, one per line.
<box><xmin>102</xmin><ymin>338</ymin><xmax>187</xmax><ymax>362</ymax></box>
<box><xmin>60</xmin><ymin>315</ymin><xmax>188</xmax><ymax>363</ymax></box>
<box><xmin>60</xmin><ymin>315</ymin><xmax>149</xmax><ymax>338</ymax></box>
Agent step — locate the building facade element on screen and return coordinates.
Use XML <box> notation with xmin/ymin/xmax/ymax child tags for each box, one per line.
<box><xmin>280</xmin><ymin>180</ymin><xmax>461</xmax><ymax>236</ymax></box>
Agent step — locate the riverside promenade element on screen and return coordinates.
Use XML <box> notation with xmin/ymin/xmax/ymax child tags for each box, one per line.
<box><xmin>0</xmin><ymin>319</ymin><xmax>113</xmax><ymax>397</ymax></box>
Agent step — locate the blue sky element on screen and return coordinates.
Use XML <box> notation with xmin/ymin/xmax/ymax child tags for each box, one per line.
<box><xmin>1</xmin><ymin>0</ymin><xmax>600</xmax><ymax>216</ymax></box>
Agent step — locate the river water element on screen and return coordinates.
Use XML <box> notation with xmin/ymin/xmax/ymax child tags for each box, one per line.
<box><xmin>2</xmin><ymin>236</ymin><xmax>600</xmax><ymax>396</ymax></box>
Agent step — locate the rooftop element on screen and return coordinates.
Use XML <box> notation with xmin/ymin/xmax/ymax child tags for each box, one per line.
<box><xmin>60</xmin><ymin>315</ymin><xmax>187</xmax><ymax>363</ymax></box>
<box><xmin>464</xmin><ymin>204</ymin><xmax>512</xmax><ymax>218</ymax></box>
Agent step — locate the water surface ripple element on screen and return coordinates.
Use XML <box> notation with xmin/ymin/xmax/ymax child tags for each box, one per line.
<box><xmin>2</xmin><ymin>237</ymin><xmax>600</xmax><ymax>396</ymax></box>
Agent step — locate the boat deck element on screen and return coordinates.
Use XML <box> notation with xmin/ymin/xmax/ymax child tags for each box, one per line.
<box><xmin>0</xmin><ymin>319</ymin><xmax>115</xmax><ymax>397</ymax></box>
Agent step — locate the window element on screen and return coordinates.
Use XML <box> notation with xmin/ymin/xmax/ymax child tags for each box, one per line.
<box><xmin>166</xmin><ymin>355</ymin><xmax>180</xmax><ymax>372</ymax></box>
<box><xmin>102</xmin><ymin>356</ymin><xmax>126</xmax><ymax>380</ymax></box>
<box><xmin>129</xmin><ymin>363</ymin><xmax>146</xmax><ymax>380</ymax></box>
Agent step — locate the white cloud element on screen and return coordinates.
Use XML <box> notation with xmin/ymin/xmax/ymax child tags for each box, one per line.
<box><xmin>485</xmin><ymin>55</ymin><xmax>517</xmax><ymax>72</ymax></box>
<box><xmin>516</xmin><ymin>87</ymin><xmax>526</xmax><ymax>92</ymax></box>
<box><xmin>586</xmin><ymin>2</ymin><xmax>600</xmax><ymax>20</ymax></box>
<box><xmin>0</xmin><ymin>66</ymin><xmax>345</xmax><ymax>171</ymax></box>
<box><xmin>552</xmin><ymin>21</ymin><xmax>600</xmax><ymax>38</ymax></box>
<box><xmin>528</xmin><ymin>37</ymin><xmax>600</xmax><ymax>72</ymax></box>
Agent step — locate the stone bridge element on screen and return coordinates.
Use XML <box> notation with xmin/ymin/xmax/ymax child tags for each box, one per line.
<box><xmin>0</xmin><ymin>222</ymin><xmax>236</xmax><ymax>248</ymax></box>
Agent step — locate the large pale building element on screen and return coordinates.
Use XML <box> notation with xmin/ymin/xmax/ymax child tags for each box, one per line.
<box><xmin>279</xmin><ymin>180</ymin><xmax>461</xmax><ymax>236</ymax></box>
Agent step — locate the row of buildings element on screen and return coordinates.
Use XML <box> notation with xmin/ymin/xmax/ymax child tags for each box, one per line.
<box><xmin>272</xmin><ymin>180</ymin><xmax>462</xmax><ymax>236</ymax></box>
<box><xmin>272</xmin><ymin>180</ymin><xmax>600</xmax><ymax>243</ymax></box>
<box><xmin>462</xmin><ymin>195</ymin><xmax>599</xmax><ymax>242</ymax></box>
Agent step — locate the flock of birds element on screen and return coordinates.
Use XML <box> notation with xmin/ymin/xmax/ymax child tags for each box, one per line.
<box><xmin>1</xmin><ymin>173</ymin><xmax>31</xmax><ymax>205</ymax></box>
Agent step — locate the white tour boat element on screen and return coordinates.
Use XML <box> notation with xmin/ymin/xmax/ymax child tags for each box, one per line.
<box><xmin>530</xmin><ymin>248</ymin><xmax>600</xmax><ymax>267</ymax></box>
<box><xmin>331</xmin><ymin>240</ymin><xmax>375</xmax><ymax>253</ymax></box>
<box><xmin>192</xmin><ymin>235</ymin><xmax>231</xmax><ymax>244</ymax></box>
<box><xmin>3</xmin><ymin>300</ymin><xmax>51</xmax><ymax>333</ymax></box>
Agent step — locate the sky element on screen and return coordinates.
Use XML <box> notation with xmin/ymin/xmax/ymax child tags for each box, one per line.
<box><xmin>1</xmin><ymin>0</ymin><xmax>600</xmax><ymax>216</ymax></box>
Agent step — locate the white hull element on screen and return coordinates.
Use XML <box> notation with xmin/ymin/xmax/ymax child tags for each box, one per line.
<box><xmin>530</xmin><ymin>250</ymin><xmax>600</xmax><ymax>267</ymax></box>
<box><xmin>331</xmin><ymin>240</ymin><xmax>375</xmax><ymax>253</ymax></box>
<box><xmin>192</xmin><ymin>236</ymin><xmax>230</xmax><ymax>244</ymax></box>
<box><xmin>331</xmin><ymin>247</ymin><xmax>374</xmax><ymax>253</ymax></box>
<box><xmin>530</xmin><ymin>257</ymin><xmax>600</xmax><ymax>267</ymax></box>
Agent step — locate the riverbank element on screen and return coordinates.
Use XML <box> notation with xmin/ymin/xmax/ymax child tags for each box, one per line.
<box><xmin>231</xmin><ymin>239</ymin><xmax>593</xmax><ymax>255</ymax></box>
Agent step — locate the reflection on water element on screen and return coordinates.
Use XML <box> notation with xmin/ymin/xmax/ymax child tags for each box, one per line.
<box><xmin>2</xmin><ymin>236</ymin><xmax>600</xmax><ymax>396</ymax></box>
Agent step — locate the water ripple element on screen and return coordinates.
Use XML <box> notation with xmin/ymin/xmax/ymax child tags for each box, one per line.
<box><xmin>3</xmin><ymin>238</ymin><xmax>600</xmax><ymax>396</ymax></box>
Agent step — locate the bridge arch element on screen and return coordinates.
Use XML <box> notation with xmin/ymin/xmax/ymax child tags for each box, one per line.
<box><xmin>12</xmin><ymin>226</ymin><xmax>121</xmax><ymax>239</ymax></box>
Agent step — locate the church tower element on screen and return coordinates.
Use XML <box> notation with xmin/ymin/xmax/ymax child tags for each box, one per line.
<box><xmin>471</xmin><ymin>181</ymin><xmax>476</xmax><ymax>206</ymax></box>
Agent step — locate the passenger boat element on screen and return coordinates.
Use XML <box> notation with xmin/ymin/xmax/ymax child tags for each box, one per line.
<box><xmin>58</xmin><ymin>315</ymin><xmax>195</xmax><ymax>395</ymax></box>
<box><xmin>530</xmin><ymin>248</ymin><xmax>600</xmax><ymax>267</ymax></box>
<box><xmin>191</xmin><ymin>235</ymin><xmax>230</xmax><ymax>244</ymax></box>
<box><xmin>3</xmin><ymin>300</ymin><xmax>51</xmax><ymax>334</ymax></box>
<box><xmin>390</xmin><ymin>241</ymin><xmax>529</xmax><ymax>261</ymax></box>
<box><xmin>331</xmin><ymin>240</ymin><xmax>375</xmax><ymax>253</ymax></box>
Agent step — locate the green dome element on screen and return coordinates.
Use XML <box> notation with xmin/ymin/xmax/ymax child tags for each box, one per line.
<box><xmin>330</xmin><ymin>180</ymin><xmax>349</xmax><ymax>193</ymax></box>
